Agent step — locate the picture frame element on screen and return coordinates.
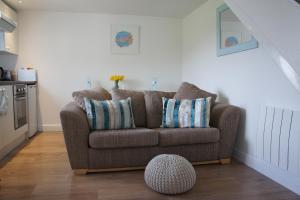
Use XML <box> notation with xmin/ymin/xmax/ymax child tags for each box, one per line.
<box><xmin>111</xmin><ymin>24</ymin><xmax>140</xmax><ymax>55</ymax></box>
<box><xmin>216</xmin><ymin>4</ymin><xmax>258</xmax><ymax>56</ymax></box>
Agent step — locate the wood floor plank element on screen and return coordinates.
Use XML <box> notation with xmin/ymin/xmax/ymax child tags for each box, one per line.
<box><xmin>0</xmin><ymin>132</ymin><xmax>299</xmax><ymax>200</ymax></box>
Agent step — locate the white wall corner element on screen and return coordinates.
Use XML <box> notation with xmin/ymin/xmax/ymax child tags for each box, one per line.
<box><xmin>233</xmin><ymin>149</ymin><xmax>300</xmax><ymax>195</ymax></box>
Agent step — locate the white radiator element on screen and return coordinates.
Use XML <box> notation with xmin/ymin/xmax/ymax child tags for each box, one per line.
<box><xmin>257</xmin><ymin>105</ymin><xmax>300</xmax><ymax>176</ymax></box>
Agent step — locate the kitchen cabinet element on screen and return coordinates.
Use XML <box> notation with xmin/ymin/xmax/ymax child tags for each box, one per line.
<box><xmin>27</xmin><ymin>84</ymin><xmax>37</xmax><ymax>137</ymax></box>
<box><xmin>0</xmin><ymin>0</ymin><xmax>18</xmax><ymax>55</ymax></box>
<box><xmin>2</xmin><ymin>2</ymin><xmax>17</xmax><ymax>22</ymax></box>
<box><xmin>0</xmin><ymin>85</ymin><xmax>27</xmax><ymax>160</ymax></box>
<box><xmin>0</xmin><ymin>31</ymin><xmax>17</xmax><ymax>55</ymax></box>
<box><xmin>0</xmin><ymin>85</ymin><xmax>13</xmax><ymax>152</ymax></box>
<box><xmin>0</xmin><ymin>1</ymin><xmax>17</xmax><ymax>21</ymax></box>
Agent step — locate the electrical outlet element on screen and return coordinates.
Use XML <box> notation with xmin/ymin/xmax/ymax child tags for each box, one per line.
<box><xmin>151</xmin><ymin>78</ymin><xmax>158</xmax><ymax>91</ymax></box>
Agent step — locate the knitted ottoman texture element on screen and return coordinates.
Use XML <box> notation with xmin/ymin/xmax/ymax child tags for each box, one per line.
<box><xmin>144</xmin><ymin>154</ymin><xmax>196</xmax><ymax>194</ymax></box>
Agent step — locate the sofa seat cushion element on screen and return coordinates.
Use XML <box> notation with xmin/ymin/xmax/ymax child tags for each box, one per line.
<box><xmin>89</xmin><ymin>128</ymin><xmax>159</xmax><ymax>149</ymax></box>
<box><xmin>155</xmin><ymin>128</ymin><xmax>219</xmax><ymax>147</ymax></box>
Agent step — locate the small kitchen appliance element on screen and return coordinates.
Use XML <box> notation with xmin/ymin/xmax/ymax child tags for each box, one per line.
<box><xmin>18</xmin><ymin>68</ymin><xmax>37</xmax><ymax>82</ymax></box>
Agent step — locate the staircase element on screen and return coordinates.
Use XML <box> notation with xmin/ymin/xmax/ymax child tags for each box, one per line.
<box><xmin>225</xmin><ymin>0</ymin><xmax>300</xmax><ymax>92</ymax></box>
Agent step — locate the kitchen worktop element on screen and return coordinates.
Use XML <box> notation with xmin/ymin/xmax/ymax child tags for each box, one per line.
<box><xmin>0</xmin><ymin>81</ymin><xmax>37</xmax><ymax>85</ymax></box>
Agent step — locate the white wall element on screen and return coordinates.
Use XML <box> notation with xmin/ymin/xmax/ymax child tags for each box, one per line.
<box><xmin>182</xmin><ymin>0</ymin><xmax>300</xmax><ymax>194</ymax></box>
<box><xmin>16</xmin><ymin>11</ymin><xmax>182</xmax><ymax>131</ymax></box>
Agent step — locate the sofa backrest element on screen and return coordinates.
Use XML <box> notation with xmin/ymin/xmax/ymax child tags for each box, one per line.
<box><xmin>72</xmin><ymin>87</ymin><xmax>112</xmax><ymax>110</ymax></box>
<box><xmin>111</xmin><ymin>89</ymin><xmax>146</xmax><ymax>127</ymax></box>
<box><xmin>174</xmin><ymin>82</ymin><xmax>217</xmax><ymax>105</ymax></box>
<box><xmin>144</xmin><ymin>91</ymin><xmax>176</xmax><ymax>128</ymax></box>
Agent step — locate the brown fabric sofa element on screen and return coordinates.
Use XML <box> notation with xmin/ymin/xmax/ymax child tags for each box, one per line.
<box><xmin>60</xmin><ymin>84</ymin><xmax>241</xmax><ymax>175</ymax></box>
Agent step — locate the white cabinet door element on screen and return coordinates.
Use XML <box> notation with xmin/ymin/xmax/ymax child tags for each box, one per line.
<box><xmin>27</xmin><ymin>85</ymin><xmax>37</xmax><ymax>137</ymax></box>
<box><xmin>4</xmin><ymin>30</ymin><xmax>17</xmax><ymax>54</ymax></box>
<box><xmin>0</xmin><ymin>85</ymin><xmax>14</xmax><ymax>156</ymax></box>
<box><xmin>0</xmin><ymin>0</ymin><xmax>17</xmax><ymax>21</ymax></box>
<box><xmin>0</xmin><ymin>0</ymin><xmax>18</xmax><ymax>55</ymax></box>
<box><xmin>0</xmin><ymin>85</ymin><xmax>27</xmax><ymax>160</ymax></box>
<box><xmin>0</xmin><ymin>1</ymin><xmax>5</xmax><ymax>14</ymax></box>
<box><xmin>3</xmin><ymin>4</ymin><xmax>17</xmax><ymax>22</ymax></box>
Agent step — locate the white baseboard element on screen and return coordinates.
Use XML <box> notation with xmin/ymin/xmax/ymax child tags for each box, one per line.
<box><xmin>233</xmin><ymin>149</ymin><xmax>300</xmax><ymax>195</ymax></box>
<box><xmin>39</xmin><ymin>124</ymin><xmax>62</xmax><ymax>132</ymax></box>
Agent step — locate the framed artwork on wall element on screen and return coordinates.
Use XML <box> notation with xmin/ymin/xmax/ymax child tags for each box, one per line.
<box><xmin>111</xmin><ymin>24</ymin><xmax>140</xmax><ymax>54</ymax></box>
<box><xmin>216</xmin><ymin>4</ymin><xmax>258</xmax><ymax>56</ymax></box>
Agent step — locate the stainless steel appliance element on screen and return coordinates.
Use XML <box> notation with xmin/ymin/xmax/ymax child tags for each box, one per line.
<box><xmin>0</xmin><ymin>66</ymin><xmax>4</xmax><ymax>80</ymax></box>
<box><xmin>13</xmin><ymin>84</ymin><xmax>27</xmax><ymax>129</ymax></box>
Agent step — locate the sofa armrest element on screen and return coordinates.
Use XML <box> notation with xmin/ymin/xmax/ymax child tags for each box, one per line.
<box><xmin>60</xmin><ymin>102</ymin><xmax>90</xmax><ymax>169</ymax></box>
<box><xmin>210</xmin><ymin>103</ymin><xmax>241</xmax><ymax>159</ymax></box>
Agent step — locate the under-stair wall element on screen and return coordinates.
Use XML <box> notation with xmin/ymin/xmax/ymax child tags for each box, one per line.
<box><xmin>224</xmin><ymin>0</ymin><xmax>300</xmax><ymax>92</ymax></box>
<box><xmin>223</xmin><ymin>0</ymin><xmax>300</xmax><ymax>194</ymax></box>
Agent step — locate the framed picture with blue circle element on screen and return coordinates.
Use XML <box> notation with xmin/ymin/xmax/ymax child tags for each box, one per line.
<box><xmin>111</xmin><ymin>24</ymin><xmax>140</xmax><ymax>54</ymax></box>
<box><xmin>216</xmin><ymin>4</ymin><xmax>258</xmax><ymax>56</ymax></box>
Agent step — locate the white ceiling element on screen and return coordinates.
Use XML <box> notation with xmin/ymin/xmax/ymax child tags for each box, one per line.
<box><xmin>4</xmin><ymin>0</ymin><xmax>208</xmax><ymax>18</ymax></box>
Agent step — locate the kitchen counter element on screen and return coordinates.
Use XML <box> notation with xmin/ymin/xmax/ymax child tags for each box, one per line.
<box><xmin>0</xmin><ymin>81</ymin><xmax>37</xmax><ymax>85</ymax></box>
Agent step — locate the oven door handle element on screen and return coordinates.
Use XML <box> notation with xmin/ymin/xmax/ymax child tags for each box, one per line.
<box><xmin>15</xmin><ymin>97</ymin><xmax>27</xmax><ymax>100</ymax></box>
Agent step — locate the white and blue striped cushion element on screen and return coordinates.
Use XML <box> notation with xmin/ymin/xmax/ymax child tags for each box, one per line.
<box><xmin>162</xmin><ymin>97</ymin><xmax>211</xmax><ymax>128</ymax></box>
<box><xmin>84</xmin><ymin>97</ymin><xmax>135</xmax><ymax>130</ymax></box>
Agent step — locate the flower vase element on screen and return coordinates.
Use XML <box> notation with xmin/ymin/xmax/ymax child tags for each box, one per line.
<box><xmin>113</xmin><ymin>80</ymin><xmax>119</xmax><ymax>89</ymax></box>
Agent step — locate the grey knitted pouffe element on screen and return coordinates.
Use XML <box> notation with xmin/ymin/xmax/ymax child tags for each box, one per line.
<box><xmin>144</xmin><ymin>154</ymin><xmax>196</xmax><ymax>195</ymax></box>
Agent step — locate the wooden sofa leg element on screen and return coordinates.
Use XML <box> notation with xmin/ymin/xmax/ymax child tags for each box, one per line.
<box><xmin>74</xmin><ymin>169</ymin><xmax>88</xmax><ymax>175</ymax></box>
<box><xmin>220</xmin><ymin>158</ymin><xmax>231</xmax><ymax>165</ymax></box>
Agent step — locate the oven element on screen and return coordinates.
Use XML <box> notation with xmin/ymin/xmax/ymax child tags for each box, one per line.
<box><xmin>13</xmin><ymin>84</ymin><xmax>27</xmax><ymax>129</ymax></box>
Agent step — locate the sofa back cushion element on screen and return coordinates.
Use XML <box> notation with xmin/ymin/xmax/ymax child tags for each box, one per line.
<box><xmin>162</xmin><ymin>97</ymin><xmax>211</xmax><ymax>128</ymax></box>
<box><xmin>72</xmin><ymin>87</ymin><xmax>111</xmax><ymax>110</ymax></box>
<box><xmin>84</xmin><ymin>97</ymin><xmax>135</xmax><ymax>130</ymax></box>
<box><xmin>144</xmin><ymin>91</ymin><xmax>175</xmax><ymax>128</ymax></box>
<box><xmin>111</xmin><ymin>89</ymin><xmax>146</xmax><ymax>127</ymax></box>
<box><xmin>174</xmin><ymin>82</ymin><xmax>217</xmax><ymax>105</ymax></box>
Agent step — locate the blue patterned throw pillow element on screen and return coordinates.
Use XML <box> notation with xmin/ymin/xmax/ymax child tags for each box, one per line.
<box><xmin>162</xmin><ymin>97</ymin><xmax>211</xmax><ymax>128</ymax></box>
<box><xmin>84</xmin><ymin>97</ymin><xmax>135</xmax><ymax>130</ymax></box>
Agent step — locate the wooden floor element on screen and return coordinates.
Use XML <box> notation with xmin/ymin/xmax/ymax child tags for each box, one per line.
<box><xmin>0</xmin><ymin>133</ymin><xmax>299</xmax><ymax>200</ymax></box>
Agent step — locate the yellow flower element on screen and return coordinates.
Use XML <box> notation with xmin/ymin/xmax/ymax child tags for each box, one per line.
<box><xmin>119</xmin><ymin>75</ymin><xmax>124</xmax><ymax>81</ymax></box>
<box><xmin>110</xmin><ymin>75</ymin><xmax>125</xmax><ymax>81</ymax></box>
